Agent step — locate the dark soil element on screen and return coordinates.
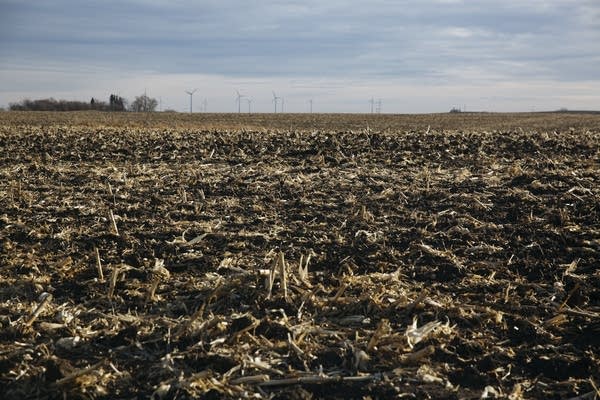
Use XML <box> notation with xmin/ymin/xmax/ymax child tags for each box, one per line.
<box><xmin>0</xmin><ymin>112</ymin><xmax>599</xmax><ymax>399</ymax></box>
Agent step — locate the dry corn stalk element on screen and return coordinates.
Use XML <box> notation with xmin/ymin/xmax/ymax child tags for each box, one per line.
<box><xmin>229</xmin><ymin>375</ymin><xmax>270</xmax><ymax>385</ymax></box>
<box><xmin>108</xmin><ymin>209</ymin><xmax>119</xmax><ymax>236</ymax></box>
<box><xmin>332</xmin><ymin>281</ymin><xmax>348</xmax><ymax>301</ymax></box>
<box><xmin>353</xmin><ymin>348</ymin><xmax>371</xmax><ymax>371</ymax></box>
<box><xmin>559</xmin><ymin>283</ymin><xmax>581</xmax><ymax>310</ymax></box>
<box><xmin>367</xmin><ymin>319</ymin><xmax>391</xmax><ymax>351</ymax></box>
<box><xmin>287</xmin><ymin>333</ymin><xmax>304</xmax><ymax>356</ymax></box>
<box><xmin>399</xmin><ymin>345</ymin><xmax>435</xmax><ymax>364</ymax></box>
<box><xmin>245</xmin><ymin>357</ymin><xmax>285</xmax><ymax>376</ymax></box>
<box><xmin>108</xmin><ymin>265</ymin><xmax>120</xmax><ymax>299</ymax></box>
<box><xmin>279</xmin><ymin>251</ymin><xmax>287</xmax><ymax>299</ymax></box>
<box><xmin>146</xmin><ymin>259</ymin><xmax>170</xmax><ymax>303</ymax></box>
<box><xmin>53</xmin><ymin>360</ymin><xmax>105</xmax><ymax>386</ymax></box>
<box><xmin>266</xmin><ymin>250</ymin><xmax>288</xmax><ymax>299</ymax></box>
<box><xmin>24</xmin><ymin>292</ymin><xmax>53</xmax><ymax>327</ymax></box>
<box><xmin>417</xmin><ymin>243</ymin><xmax>462</xmax><ymax>268</ymax></box>
<box><xmin>266</xmin><ymin>255</ymin><xmax>277</xmax><ymax>298</ymax></box>
<box><xmin>405</xmin><ymin>317</ymin><xmax>442</xmax><ymax>349</ymax></box>
<box><xmin>179</xmin><ymin>186</ymin><xmax>187</xmax><ymax>202</ymax></box>
<box><xmin>94</xmin><ymin>246</ymin><xmax>104</xmax><ymax>281</ymax></box>
<box><xmin>544</xmin><ymin>313</ymin><xmax>568</xmax><ymax>327</ymax></box>
<box><xmin>297</xmin><ymin>252</ymin><xmax>312</xmax><ymax>287</ymax></box>
<box><xmin>355</xmin><ymin>205</ymin><xmax>374</xmax><ymax>222</ymax></box>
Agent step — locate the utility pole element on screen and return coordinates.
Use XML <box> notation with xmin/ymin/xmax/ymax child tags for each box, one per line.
<box><xmin>185</xmin><ymin>89</ymin><xmax>197</xmax><ymax>113</ymax></box>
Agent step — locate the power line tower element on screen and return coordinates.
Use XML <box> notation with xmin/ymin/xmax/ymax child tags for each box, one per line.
<box><xmin>376</xmin><ymin>99</ymin><xmax>382</xmax><ymax>114</ymax></box>
<box><xmin>185</xmin><ymin>89</ymin><xmax>197</xmax><ymax>113</ymax></box>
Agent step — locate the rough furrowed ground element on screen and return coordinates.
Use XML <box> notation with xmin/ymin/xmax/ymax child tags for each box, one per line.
<box><xmin>0</xmin><ymin>112</ymin><xmax>599</xmax><ymax>399</ymax></box>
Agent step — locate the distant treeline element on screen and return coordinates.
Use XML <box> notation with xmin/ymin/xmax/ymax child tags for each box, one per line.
<box><xmin>8</xmin><ymin>94</ymin><xmax>147</xmax><ymax>112</ymax></box>
<box><xmin>10</xmin><ymin>98</ymin><xmax>105</xmax><ymax>111</ymax></box>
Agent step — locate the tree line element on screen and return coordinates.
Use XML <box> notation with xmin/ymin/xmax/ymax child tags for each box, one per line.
<box><xmin>8</xmin><ymin>93</ymin><xmax>159</xmax><ymax>112</ymax></box>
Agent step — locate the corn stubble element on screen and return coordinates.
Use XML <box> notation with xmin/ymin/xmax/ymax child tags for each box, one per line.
<box><xmin>0</xmin><ymin>112</ymin><xmax>599</xmax><ymax>399</ymax></box>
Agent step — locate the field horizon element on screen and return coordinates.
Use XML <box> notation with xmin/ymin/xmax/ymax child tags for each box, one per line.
<box><xmin>4</xmin><ymin>110</ymin><xmax>600</xmax><ymax>132</ymax></box>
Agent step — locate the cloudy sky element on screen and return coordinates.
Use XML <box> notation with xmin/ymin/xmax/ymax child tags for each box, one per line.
<box><xmin>1</xmin><ymin>0</ymin><xmax>599</xmax><ymax>113</ymax></box>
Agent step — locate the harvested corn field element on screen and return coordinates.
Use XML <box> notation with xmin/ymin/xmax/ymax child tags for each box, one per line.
<box><xmin>1</xmin><ymin>111</ymin><xmax>599</xmax><ymax>399</ymax></box>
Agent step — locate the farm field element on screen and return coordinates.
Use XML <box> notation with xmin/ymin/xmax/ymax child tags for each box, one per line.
<box><xmin>1</xmin><ymin>111</ymin><xmax>599</xmax><ymax>399</ymax></box>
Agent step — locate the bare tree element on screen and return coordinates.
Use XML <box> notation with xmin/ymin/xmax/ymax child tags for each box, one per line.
<box><xmin>130</xmin><ymin>93</ymin><xmax>158</xmax><ymax>112</ymax></box>
<box><xmin>109</xmin><ymin>94</ymin><xmax>126</xmax><ymax>111</ymax></box>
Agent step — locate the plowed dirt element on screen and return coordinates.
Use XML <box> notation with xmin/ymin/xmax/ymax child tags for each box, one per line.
<box><xmin>1</xmin><ymin>111</ymin><xmax>599</xmax><ymax>399</ymax></box>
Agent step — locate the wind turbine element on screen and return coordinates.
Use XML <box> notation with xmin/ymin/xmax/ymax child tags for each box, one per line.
<box><xmin>308</xmin><ymin>99</ymin><xmax>313</xmax><ymax>113</ymax></box>
<box><xmin>185</xmin><ymin>89</ymin><xmax>197</xmax><ymax>113</ymax></box>
<box><xmin>235</xmin><ymin>90</ymin><xmax>247</xmax><ymax>113</ymax></box>
<box><xmin>246</xmin><ymin>98</ymin><xmax>253</xmax><ymax>114</ymax></box>
<box><xmin>272</xmin><ymin>91</ymin><xmax>280</xmax><ymax>113</ymax></box>
<box><xmin>202</xmin><ymin>98</ymin><xmax>208</xmax><ymax>112</ymax></box>
<box><xmin>281</xmin><ymin>97</ymin><xmax>285</xmax><ymax>113</ymax></box>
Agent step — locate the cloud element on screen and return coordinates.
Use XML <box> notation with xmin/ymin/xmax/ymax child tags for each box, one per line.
<box><xmin>1</xmin><ymin>0</ymin><xmax>599</xmax><ymax>111</ymax></box>
<box><xmin>442</xmin><ymin>27</ymin><xmax>478</xmax><ymax>39</ymax></box>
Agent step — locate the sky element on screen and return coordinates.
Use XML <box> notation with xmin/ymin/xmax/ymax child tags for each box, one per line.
<box><xmin>1</xmin><ymin>0</ymin><xmax>599</xmax><ymax>113</ymax></box>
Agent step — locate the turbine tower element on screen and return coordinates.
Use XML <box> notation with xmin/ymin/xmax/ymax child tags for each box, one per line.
<box><xmin>235</xmin><ymin>90</ymin><xmax>246</xmax><ymax>113</ymax></box>
<box><xmin>246</xmin><ymin>98</ymin><xmax>252</xmax><ymax>114</ymax></box>
<box><xmin>281</xmin><ymin>97</ymin><xmax>285</xmax><ymax>113</ymax></box>
<box><xmin>272</xmin><ymin>91</ymin><xmax>281</xmax><ymax>113</ymax></box>
<box><xmin>185</xmin><ymin>89</ymin><xmax>197</xmax><ymax>113</ymax></box>
<box><xmin>309</xmin><ymin>99</ymin><xmax>313</xmax><ymax>113</ymax></box>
